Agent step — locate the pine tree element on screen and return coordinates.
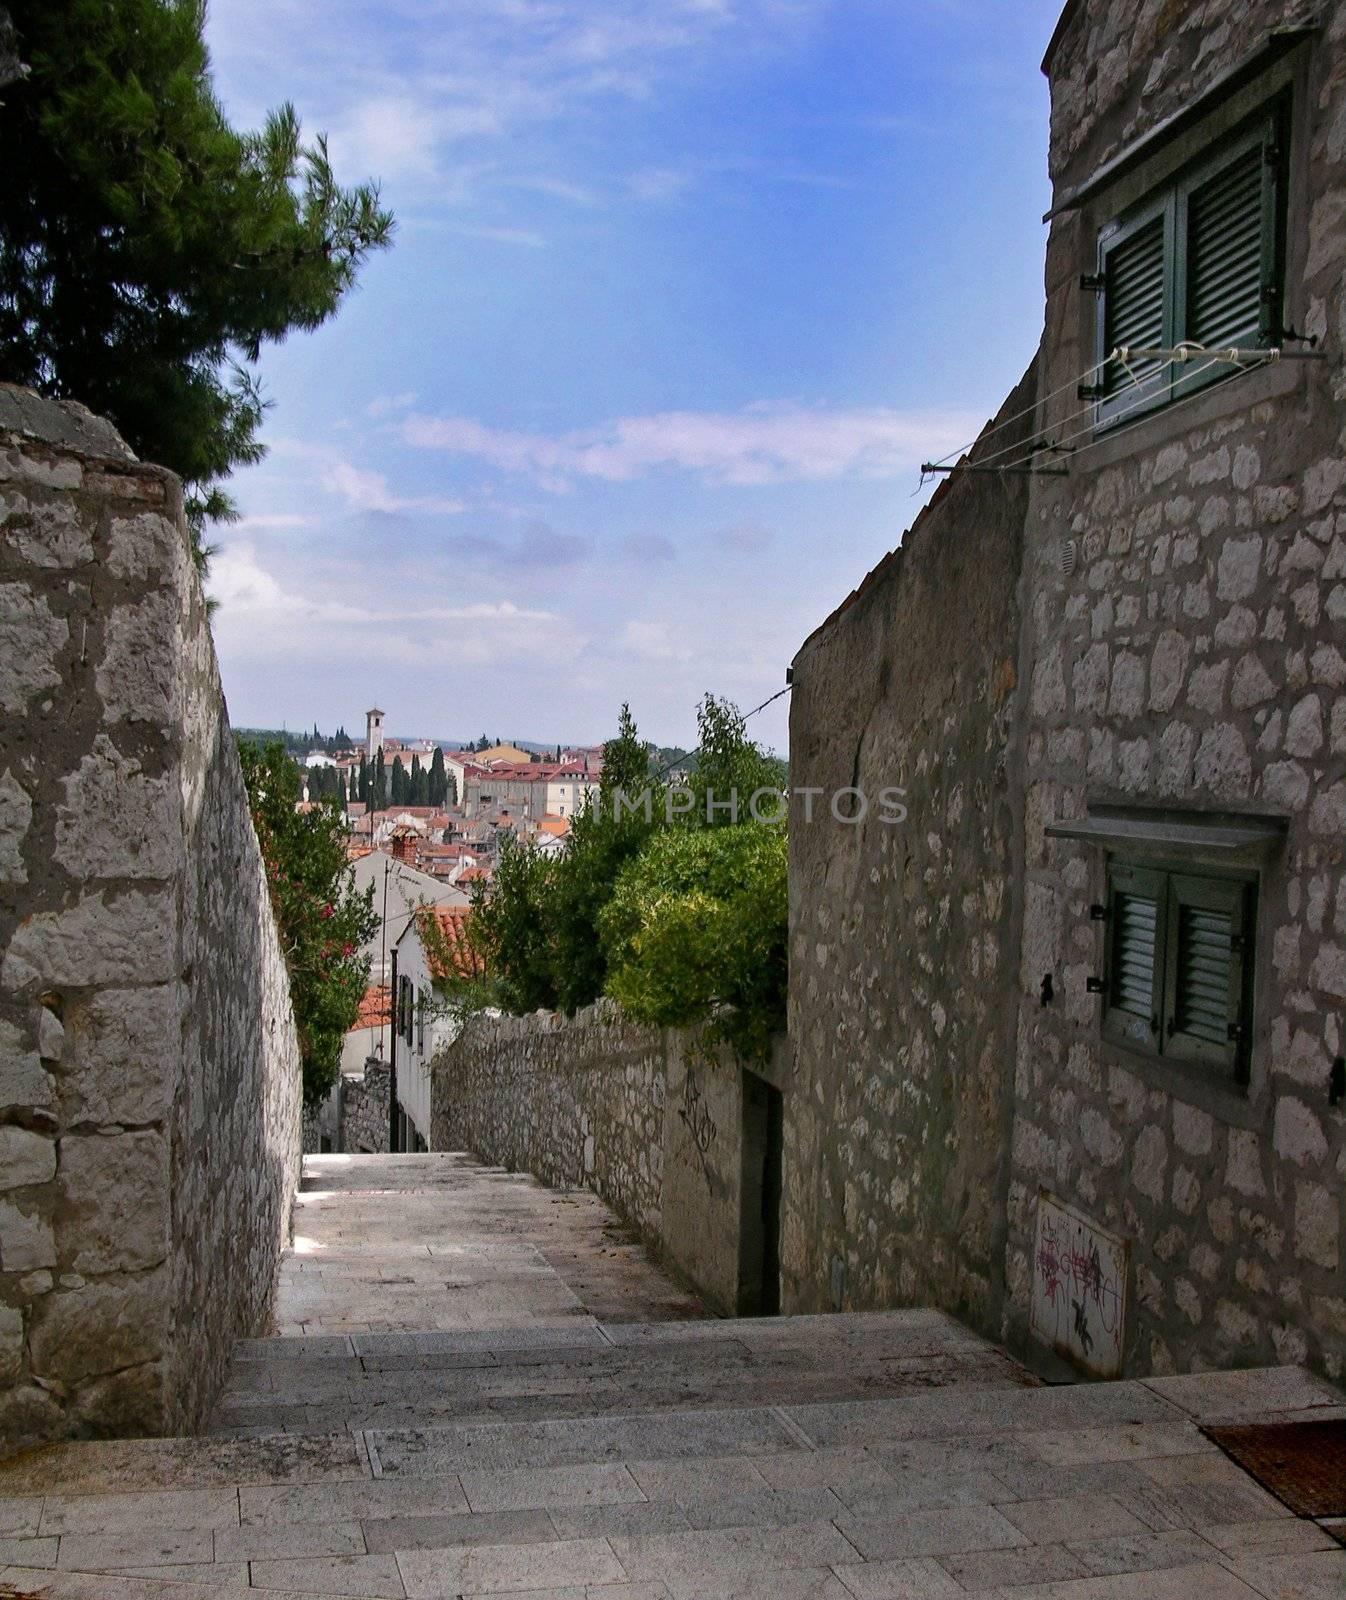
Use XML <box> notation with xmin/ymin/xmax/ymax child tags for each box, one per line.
<box><xmin>0</xmin><ymin>1</ymin><xmax>394</xmax><ymax>555</ymax></box>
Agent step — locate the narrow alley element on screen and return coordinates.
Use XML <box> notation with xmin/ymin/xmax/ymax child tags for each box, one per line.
<box><xmin>0</xmin><ymin>1154</ymin><xmax>1342</xmax><ymax>1599</ymax></box>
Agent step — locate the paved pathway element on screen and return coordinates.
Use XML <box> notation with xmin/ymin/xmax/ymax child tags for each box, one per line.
<box><xmin>1</xmin><ymin>1153</ymin><xmax>1342</xmax><ymax>1600</ymax></box>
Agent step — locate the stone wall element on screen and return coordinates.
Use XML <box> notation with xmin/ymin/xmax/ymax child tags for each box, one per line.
<box><xmin>785</xmin><ymin>371</ymin><xmax>1036</xmax><ymax>1337</ymax></box>
<box><xmin>432</xmin><ymin>1004</ymin><xmax>775</xmax><ymax>1314</ymax></box>
<box><xmin>0</xmin><ymin>387</ymin><xmax>301</xmax><ymax>1448</ymax></box>
<box><xmin>786</xmin><ymin>1</ymin><xmax>1344</xmax><ymax>1381</ymax></box>
<box><xmin>342</xmin><ymin>1058</ymin><xmax>391</xmax><ymax>1155</ymax></box>
<box><xmin>1005</xmin><ymin>0</ymin><xmax>1346</xmax><ymax>1381</ymax></box>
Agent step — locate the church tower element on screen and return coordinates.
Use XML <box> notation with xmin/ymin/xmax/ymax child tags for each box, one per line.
<box><xmin>366</xmin><ymin>707</ymin><xmax>384</xmax><ymax>763</ymax></box>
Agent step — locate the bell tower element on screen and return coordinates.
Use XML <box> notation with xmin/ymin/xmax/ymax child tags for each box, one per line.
<box><xmin>366</xmin><ymin>707</ymin><xmax>384</xmax><ymax>763</ymax></box>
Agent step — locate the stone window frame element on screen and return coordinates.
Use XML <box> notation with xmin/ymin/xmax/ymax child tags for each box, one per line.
<box><xmin>1100</xmin><ymin>851</ymin><xmax>1257</xmax><ymax>1088</ymax></box>
<box><xmin>1069</xmin><ymin>40</ymin><xmax>1316</xmax><ymax>475</ymax></box>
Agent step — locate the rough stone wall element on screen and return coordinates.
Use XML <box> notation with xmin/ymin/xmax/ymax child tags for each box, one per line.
<box><xmin>1005</xmin><ymin>1</ymin><xmax>1346</xmax><ymax>1378</ymax></box>
<box><xmin>0</xmin><ymin>388</ymin><xmax>301</xmax><ymax>1448</ymax></box>
<box><xmin>432</xmin><ymin>1004</ymin><xmax>755</xmax><ymax>1313</ymax></box>
<box><xmin>784</xmin><ymin>371</ymin><xmax>1037</xmax><ymax>1337</ymax></box>
<box><xmin>342</xmin><ymin>1059</ymin><xmax>390</xmax><ymax>1154</ymax></box>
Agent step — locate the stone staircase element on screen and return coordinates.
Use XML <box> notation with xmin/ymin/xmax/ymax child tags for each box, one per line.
<box><xmin>1</xmin><ymin>1154</ymin><xmax>1342</xmax><ymax>1599</ymax></box>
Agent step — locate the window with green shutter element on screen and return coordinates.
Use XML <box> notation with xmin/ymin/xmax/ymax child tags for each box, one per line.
<box><xmin>1102</xmin><ymin>858</ymin><xmax>1255</xmax><ymax>1084</ymax></box>
<box><xmin>1093</xmin><ymin>100</ymin><xmax>1286</xmax><ymax>430</ymax></box>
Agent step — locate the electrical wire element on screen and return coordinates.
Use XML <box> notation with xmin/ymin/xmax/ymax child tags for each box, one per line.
<box><xmin>653</xmin><ymin>683</ymin><xmax>793</xmax><ymax>782</ymax></box>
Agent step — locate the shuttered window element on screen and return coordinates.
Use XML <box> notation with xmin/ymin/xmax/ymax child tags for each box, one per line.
<box><xmin>1104</xmin><ymin>864</ymin><xmax>1164</xmax><ymax>1052</ymax></box>
<box><xmin>1097</xmin><ymin>208</ymin><xmax>1171</xmax><ymax>425</ymax></box>
<box><xmin>1103</xmin><ymin>859</ymin><xmax>1254</xmax><ymax>1083</ymax></box>
<box><xmin>1184</xmin><ymin>144</ymin><xmax>1267</xmax><ymax>351</ymax></box>
<box><xmin>1094</xmin><ymin>101</ymin><xmax>1284</xmax><ymax>429</ymax></box>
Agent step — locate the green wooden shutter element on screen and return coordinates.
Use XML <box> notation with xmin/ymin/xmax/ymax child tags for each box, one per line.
<box><xmin>1103</xmin><ymin>862</ymin><xmax>1165</xmax><ymax>1052</ymax></box>
<box><xmin>1096</xmin><ymin>200</ymin><xmax>1173</xmax><ymax>426</ymax></box>
<box><xmin>1162</xmin><ymin>874</ymin><xmax>1252</xmax><ymax>1076</ymax></box>
<box><xmin>1184</xmin><ymin>142</ymin><xmax>1266</xmax><ymax>350</ymax></box>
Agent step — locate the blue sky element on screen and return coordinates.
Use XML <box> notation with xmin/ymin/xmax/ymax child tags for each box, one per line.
<box><xmin>203</xmin><ymin>0</ymin><xmax>1063</xmax><ymax>754</ymax></box>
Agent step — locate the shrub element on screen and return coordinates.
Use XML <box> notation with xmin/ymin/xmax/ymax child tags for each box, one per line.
<box><xmin>599</xmin><ymin>823</ymin><xmax>787</xmax><ymax>1060</ymax></box>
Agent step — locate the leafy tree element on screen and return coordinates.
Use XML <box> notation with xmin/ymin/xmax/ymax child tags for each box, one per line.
<box><xmin>686</xmin><ymin>693</ymin><xmax>782</xmax><ymax>826</ymax></box>
<box><xmin>544</xmin><ymin>704</ymin><xmax>662</xmax><ymax>1011</ymax></box>
<box><xmin>428</xmin><ymin>747</ymin><xmax>447</xmax><ymax>807</ymax></box>
<box><xmin>238</xmin><ymin>739</ymin><xmax>378</xmax><ymax>1104</ymax></box>
<box><xmin>468</xmin><ymin>696</ymin><xmax>785</xmax><ymax>1048</ymax></box>
<box><xmin>0</xmin><ymin>0</ymin><xmax>394</xmax><ymax>553</ymax></box>
<box><xmin>467</xmin><ymin>836</ymin><xmax>557</xmax><ymax>1013</ymax></box>
<box><xmin>600</xmin><ymin>824</ymin><xmax>787</xmax><ymax>1060</ymax></box>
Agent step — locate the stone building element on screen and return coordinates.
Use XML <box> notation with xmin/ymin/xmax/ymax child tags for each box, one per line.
<box><xmin>790</xmin><ymin>0</ymin><xmax>1344</xmax><ymax>1380</ymax></box>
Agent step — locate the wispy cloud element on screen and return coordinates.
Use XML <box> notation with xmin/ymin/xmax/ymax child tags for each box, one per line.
<box><xmin>232</xmin><ymin>512</ymin><xmax>316</xmax><ymax>532</ymax></box>
<box><xmin>366</xmin><ymin>392</ymin><xmax>418</xmax><ymax>420</ymax></box>
<box><xmin>402</xmin><ymin>402</ymin><xmax>979</xmax><ymax>488</ymax></box>
<box><xmin>209</xmin><ymin>543</ymin><xmax>556</xmax><ymax>626</ymax></box>
<box><xmin>621</xmin><ymin>620</ymin><xmax>692</xmax><ymax>662</ymax></box>
<box><xmin>326</xmin><ymin>461</ymin><xmax>466</xmax><ymax>516</ymax></box>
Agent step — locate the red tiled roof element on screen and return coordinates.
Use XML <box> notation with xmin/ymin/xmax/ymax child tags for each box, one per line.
<box><xmin>419</xmin><ymin>907</ymin><xmax>486</xmax><ymax>981</ymax></box>
<box><xmin>458</xmin><ymin>865</ymin><xmax>491</xmax><ymax>883</ymax></box>
<box><xmin>349</xmin><ymin>984</ymin><xmax>390</xmax><ymax>1033</ymax></box>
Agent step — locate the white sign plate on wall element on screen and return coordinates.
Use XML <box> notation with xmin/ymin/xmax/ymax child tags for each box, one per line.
<box><xmin>1030</xmin><ymin>1192</ymin><xmax>1129</xmax><ymax>1379</ymax></box>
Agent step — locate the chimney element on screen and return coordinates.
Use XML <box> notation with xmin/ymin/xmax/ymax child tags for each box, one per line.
<box><xmin>390</xmin><ymin>830</ymin><xmax>416</xmax><ymax>866</ymax></box>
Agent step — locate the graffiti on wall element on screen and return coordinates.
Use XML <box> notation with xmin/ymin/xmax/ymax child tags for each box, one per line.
<box><xmin>1030</xmin><ymin>1192</ymin><xmax>1128</xmax><ymax>1378</ymax></box>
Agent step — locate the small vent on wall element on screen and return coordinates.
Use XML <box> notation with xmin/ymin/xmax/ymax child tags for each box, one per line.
<box><xmin>1060</xmin><ymin>538</ymin><xmax>1079</xmax><ymax>578</ymax></box>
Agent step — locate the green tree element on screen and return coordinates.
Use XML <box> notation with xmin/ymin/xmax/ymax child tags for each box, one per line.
<box><xmin>390</xmin><ymin>755</ymin><xmax>407</xmax><ymax>805</ymax></box>
<box><xmin>237</xmin><ymin>739</ymin><xmax>378</xmax><ymax>1104</ymax></box>
<box><xmin>600</xmin><ymin>824</ymin><xmax>787</xmax><ymax>1060</ymax></box>
<box><xmin>544</xmin><ymin>704</ymin><xmax>662</xmax><ymax>1012</ymax></box>
<box><xmin>467</xmin><ymin>836</ymin><xmax>557</xmax><ymax>1013</ymax></box>
<box><xmin>686</xmin><ymin>693</ymin><xmax>782</xmax><ymax>827</ymax></box>
<box><xmin>428</xmin><ymin>747</ymin><xmax>447</xmax><ymax>806</ymax></box>
<box><xmin>0</xmin><ymin>0</ymin><xmax>393</xmax><ymax>553</ymax></box>
<box><xmin>372</xmin><ymin>749</ymin><xmax>386</xmax><ymax>810</ymax></box>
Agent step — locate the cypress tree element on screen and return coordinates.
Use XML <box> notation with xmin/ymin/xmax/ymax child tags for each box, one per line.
<box><xmin>429</xmin><ymin>747</ymin><xmax>447</xmax><ymax>806</ymax></box>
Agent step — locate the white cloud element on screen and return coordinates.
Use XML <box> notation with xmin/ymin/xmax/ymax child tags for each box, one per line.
<box><xmin>208</xmin><ymin>543</ymin><xmax>556</xmax><ymax>627</ymax></box>
<box><xmin>326</xmin><ymin>461</ymin><xmax>466</xmax><ymax>516</ymax></box>
<box><xmin>366</xmin><ymin>392</ymin><xmax>418</xmax><ymax>419</ymax></box>
<box><xmin>402</xmin><ymin>402</ymin><xmax>980</xmax><ymax>488</ymax></box>
<box><xmin>626</xmin><ymin>166</ymin><xmax>694</xmax><ymax>203</ymax></box>
<box><xmin>621</xmin><ymin>620</ymin><xmax>691</xmax><ymax>662</ymax></box>
<box><xmin>232</xmin><ymin>513</ymin><xmax>316</xmax><ymax>531</ymax></box>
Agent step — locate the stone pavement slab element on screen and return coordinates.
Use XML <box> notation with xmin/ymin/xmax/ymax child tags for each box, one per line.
<box><xmin>8</xmin><ymin>1155</ymin><xmax>1345</xmax><ymax>1600</ymax></box>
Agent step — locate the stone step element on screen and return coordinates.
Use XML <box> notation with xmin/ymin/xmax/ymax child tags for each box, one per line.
<box><xmin>3</xmin><ymin>1369</ymin><xmax>1342</xmax><ymax>1600</ymax></box>
<box><xmin>210</xmin><ymin>1310</ymin><xmax>1035</xmax><ymax>1436</ymax></box>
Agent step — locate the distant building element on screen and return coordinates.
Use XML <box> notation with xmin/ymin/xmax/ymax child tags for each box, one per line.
<box><xmin>365</xmin><ymin>706</ymin><xmax>384</xmax><ymax>762</ymax></box>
